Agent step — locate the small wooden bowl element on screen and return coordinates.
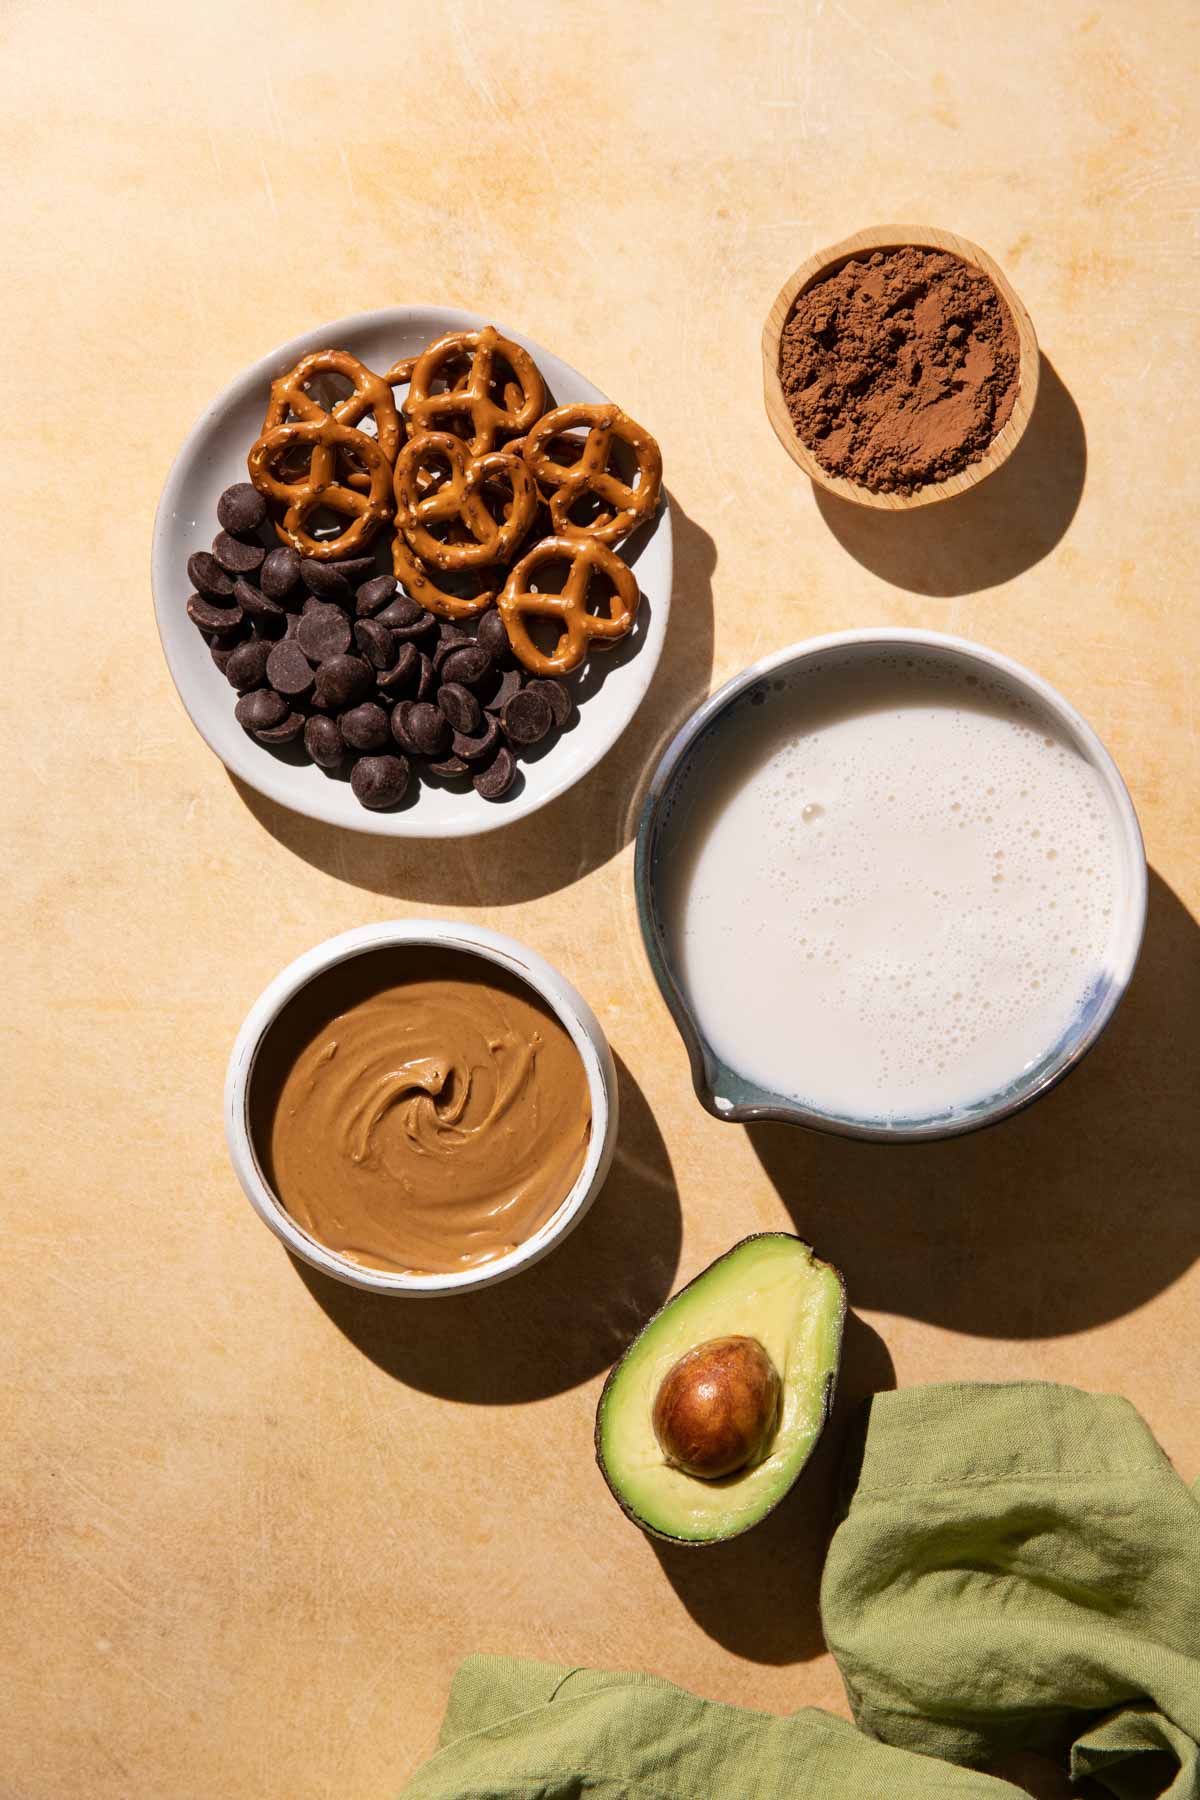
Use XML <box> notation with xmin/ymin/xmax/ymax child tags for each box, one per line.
<box><xmin>761</xmin><ymin>224</ymin><xmax>1039</xmax><ymax>511</ymax></box>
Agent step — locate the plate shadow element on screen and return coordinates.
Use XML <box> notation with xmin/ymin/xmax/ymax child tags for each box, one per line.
<box><xmin>291</xmin><ymin>1054</ymin><xmax>681</xmax><ymax>1403</ymax></box>
<box><xmin>748</xmin><ymin>869</ymin><xmax>1198</xmax><ymax>1338</ymax></box>
<box><xmin>231</xmin><ymin>501</ymin><xmax>716</xmax><ymax>904</ymax></box>
<box><xmin>648</xmin><ymin>1311</ymin><xmax>895</xmax><ymax>1665</ymax></box>
<box><xmin>813</xmin><ymin>357</ymin><xmax>1085</xmax><ymax>597</ymax></box>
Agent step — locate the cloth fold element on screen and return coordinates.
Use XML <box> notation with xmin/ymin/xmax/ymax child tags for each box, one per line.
<box><xmin>399</xmin><ymin>1383</ymin><xmax>1200</xmax><ymax>1799</ymax></box>
<box><xmin>402</xmin><ymin>1654</ymin><xmax>1025</xmax><ymax>1797</ymax></box>
<box><xmin>821</xmin><ymin>1383</ymin><xmax>1200</xmax><ymax>1798</ymax></box>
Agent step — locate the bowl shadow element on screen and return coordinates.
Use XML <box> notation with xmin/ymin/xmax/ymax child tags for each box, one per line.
<box><xmin>813</xmin><ymin>356</ymin><xmax>1085</xmax><ymax>597</ymax></box>
<box><xmin>231</xmin><ymin>501</ymin><xmax>716</xmax><ymax>904</ymax></box>
<box><xmin>648</xmin><ymin>1311</ymin><xmax>895</xmax><ymax>1665</ymax></box>
<box><xmin>290</xmin><ymin>1054</ymin><xmax>681</xmax><ymax>1403</ymax></box>
<box><xmin>748</xmin><ymin>869</ymin><xmax>1199</xmax><ymax>1339</ymax></box>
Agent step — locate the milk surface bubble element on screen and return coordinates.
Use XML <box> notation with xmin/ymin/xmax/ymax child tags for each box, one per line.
<box><xmin>661</xmin><ymin>652</ymin><xmax>1125</xmax><ymax>1124</ymax></box>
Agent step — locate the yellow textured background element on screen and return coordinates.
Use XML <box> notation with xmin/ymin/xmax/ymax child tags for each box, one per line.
<box><xmin>3</xmin><ymin>2</ymin><xmax>1197</xmax><ymax>1794</ymax></box>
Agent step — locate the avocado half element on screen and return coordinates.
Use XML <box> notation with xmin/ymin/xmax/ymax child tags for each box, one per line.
<box><xmin>595</xmin><ymin>1234</ymin><xmax>845</xmax><ymax>1545</ymax></box>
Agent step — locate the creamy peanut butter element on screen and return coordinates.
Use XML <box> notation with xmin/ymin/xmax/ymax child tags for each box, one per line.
<box><xmin>250</xmin><ymin>949</ymin><xmax>592</xmax><ymax>1274</ymax></box>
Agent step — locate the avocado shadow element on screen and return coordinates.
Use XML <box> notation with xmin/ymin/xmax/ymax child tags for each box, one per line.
<box><xmin>749</xmin><ymin>869</ymin><xmax>1199</xmax><ymax>1339</ymax></box>
<box><xmin>648</xmin><ymin>1311</ymin><xmax>895</xmax><ymax>1665</ymax></box>
<box><xmin>813</xmin><ymin>357</ymin><xmax>1085</xmax><ymax>597</ymax></box>
<box><xmin>230</xmin><ymin>501</ymin><xmax>716</xmax><ymax>905</ymax></box>
<box><xmin>290</xmin><ymin>1054</ymin><xmax>681</xmax><ymax>1403</ymax></box>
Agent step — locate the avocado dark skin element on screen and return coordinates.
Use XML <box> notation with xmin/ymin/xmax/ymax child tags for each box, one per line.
<box><xmin>652</xmin><ymin>1336</ymin><xmax>781</xmax><ymax>1478</ymax></box>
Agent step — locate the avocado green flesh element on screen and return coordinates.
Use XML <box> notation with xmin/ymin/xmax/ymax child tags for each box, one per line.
<box><xmin>598</xmin><ymin>1235</ymin><xmax>844</xmax><ymax>1543</ymax></box>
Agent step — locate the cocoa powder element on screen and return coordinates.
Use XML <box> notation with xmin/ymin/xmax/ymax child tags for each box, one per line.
<box><xmin>778</xmin><ymin>246</ymin><xmax>1020</xmax><ymax>493</ymax></box>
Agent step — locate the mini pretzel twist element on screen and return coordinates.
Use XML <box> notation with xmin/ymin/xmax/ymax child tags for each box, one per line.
<box><xmin>498</xmin><ymin>535</ymin><xmax>640</xmax><ymax>676</ymax></box>
<box><xmin>384</xmin><ymin>356</ymin><xmax>416</xmax><ymax>390</ymax></box>
<box><xmin>521</xmin><ymin>403</ymin><xmax>663</xmax><ymax>543</ymax></box>
<box><xmin>263</xmin><ymin>349</ymin><xmax>402</xmax><ymax>492</ymax></box>
<box><xmin>394</xmin><ymin>432</ymin><xmax>538</xmax><ymax>572</ymax></box>
<box><xmin>248</xmin><ymin>417</ymin><xmax>394</xmax><ymax>560</ymax></box>
<box><xmin>391</xmin><ymin>533</ymin><xmax>498</xmax><ymax>621</ymax></box>
<box><xmin>404</xmin><ymin>326</ymin><xmax>546</xmax><ymax>454</ymax></box>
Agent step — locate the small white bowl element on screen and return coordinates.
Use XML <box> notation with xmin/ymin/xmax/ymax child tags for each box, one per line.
<box><xmin>225</xmin><ymin>921</ymin><xmax>619</xmax><ymax>1294</ymax></box>
<box><xmin>152</xmin><ymin>305</ymin><xmax>672</xmax><ymax>839</ymax></box>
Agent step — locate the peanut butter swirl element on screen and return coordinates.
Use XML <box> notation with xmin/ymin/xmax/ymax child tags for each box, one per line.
<box><xmin>250</xmin><ymin>949</ymin><xmax>592</xmax><ymax>1274</ymax></box>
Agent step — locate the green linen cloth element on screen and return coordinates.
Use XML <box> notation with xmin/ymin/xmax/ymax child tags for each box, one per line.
<box><xmin>821</xmin><ymin>1383</ymin><xmax>1200</xmax><ymax>1799</ymax></box>
<box><xmin>399</xmin><ymin>1657</ymin><xmax>1025</xmax><ymax>1798</ymax></box>
<box><xmin>399</xmin><ymin>1384</ymin><xmax>1200</xmax><ymax>1799</ymax></box>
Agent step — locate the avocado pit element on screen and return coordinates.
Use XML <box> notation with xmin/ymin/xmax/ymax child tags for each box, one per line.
<box><xmin>652</xmin><ymin>1335</ymin><xmax>781</xmax><ymax>1479</ymax></box>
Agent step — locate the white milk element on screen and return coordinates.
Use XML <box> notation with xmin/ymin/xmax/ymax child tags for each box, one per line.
<box><xmin>661</xmin><ymin>651</ymin><xmax>1124</xmax><ymax>1124</ymax></box>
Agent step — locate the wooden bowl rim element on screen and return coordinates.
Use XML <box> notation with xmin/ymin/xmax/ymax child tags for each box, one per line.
<box><xmin>761</xmin><ymin>223</ymin><xmax>1040</xmax><ymax>511</ymax></box>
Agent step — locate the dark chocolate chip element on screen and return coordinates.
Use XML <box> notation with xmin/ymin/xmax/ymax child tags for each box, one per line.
<box><xmin>224</xmin><ymin>639</ymin><xmax>272</xmax><ymax>691</ymax></box>
<box><xmin>390</xmin><ymin>703</ymin><xmax>421</xmax><ymax>755</ymax></box>
<box><xmin>475</xmin><ymin>607</ymin><xmax>510</xmax><ymax>661</ymax></box>
<box><xmin>217</xmin><ymin>482</ymin><xmax>267</xmax><ymax>536</ymax></box>
<box><xmin>339</xmin><ymin>702</ymin><xmax>390</xmax><ymax>752</ymax></box>
<box><xmin>404</xmin><ymin>702</ymin><xmax>451</xmax><ymax>756</ymax></box>
<box><xmin>384</xmin><ymin>603</ymin><xmax>437</xmax><ymax>640</ymax></box>
<box><xmin>188</xmin><ymin>592</ymin><xmax>243</xmax><ymax>634</ymax></box>
<box><xmin>375</xmin><ymin>591</ymin><xmax>422</xmax><ymax>627</ymax></box>
<box><xmin>260</xmin><ymin>546</ymin><xmax>302</xmax><ymax>600</ymax></box>
<box><xmin>187</xmin><ymin>550</ymin><xmax>235</xmax><ymax>599</ymax></box>
<box><xmin>501</xmin><ymin>686</ymin><xmax>553</xmax><ymax>746</ymax></box>
<box><xmin>435</xmin><ymin>621</ymin><xmax>471</xmax><ymax>655</ymax></box>
<box><xmin>428</xmin><ymin>754</ymin><xmax>471</xmax><ymax>780</ymax></box>
<box><xmin>266</xmin><ymin>640</ymin><xmax>315</xmax><ymax>698</ymax></box>
<box><xmin>484</xmin><ymin>668</ymin><xmax>524</xmax><ymax>715</ymax></box>
<box><xmin>233</xmin><ymin>576</ymin><xmax>284</xmax><ymax>624</ymax></box>
<box><xmin>377</xmin><ymin>641</ymin><xmax>419</xmax><ymax>693</ymax></box>
<box><xmin>525</xmin><ymin>678</ymin><xmax>572</xmax><ymax>730</ymax></box>
<box><xmin>440</xmin><ymin>643</ymin><xmax>493</xmax><ymax>689</ymax></box>
<box><xmin>432</xmin><ymin>628</ymin><xmax>473</xmax><ymax>673</ymax></box>
<box><xmin>451</xmin><ymin>715</ymin><xmax>502</xmax><ymax>764</ymax></box>
<box><xmin>473</xmin><ymin>746</ymin><xmax>516</xmax><ymax>800</ymax></box>
<box><xmin>304</xmin><ymin>714</ymin><xmax>345</xmax><ymax>769</ymax></box>
<box><xmin>301</xmin><ymin>560</ymin><xmax>352</xmax><ymax>602</ymax></box>
<box><xmin>212</xmin><ymin>531</ymin><xmax>265</xmax><ymax>575</ymax></box>
<box><xmin>254</xmin><ymin>710</ymin><xmax>306</xmax><ymax>744</ymax></box>
<box><xmin>328</xmin><ymin>556</ymin><xmax>377</xmax><ymax>583</ymax></box>
<box><xmin>235</xmin><ymin>689</ymin><xmax>288</xmax><ymax>733</ymax></box>
<box><xmin>210</xmin><ymin>643</ymin><xmax>235</xmax><ymax>674</ymax></box>
<box><xmin>312</xmin><ymin>654</ymin><xmax>372</xmax><ymax>711</ymax></box>
<box><xmin>351</xmin><ymin>754</ymin><xmax>410</xmax><ymax>810</ymax></box>
<box><xmin>415</xmin><ymin>652</ymin><xmax>437</xmax><ymax>702</ymax></box>
<box><xmin>356</xmin><ymin>575</ymin><xmax>398</xmax><ymax>617</ymax></box>
<box><xmin>353</xmin><ymin>619</ymin><xmax>396</xmax><ymax>670</ymax></box>
<box><xmin>436</xmin><ymin>682</ymin><xmax>481</xmax><ymax>735</ymax></box>
<box><xmin>297</xmin><ymin>603</ymin><xmax>352</xmax><ymax>663</ymax></box>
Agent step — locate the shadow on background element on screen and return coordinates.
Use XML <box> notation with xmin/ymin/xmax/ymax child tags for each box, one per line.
<box><xmin>293</xmin><ymin>1054</ymin><xmax>680</xmax><ymax>1402</ymax></box>
<box><xmin>814</xmin><ymin>357</ymin><xmax>1085</xmax><ymax>596</ymax></box>
<box><xmin>233</xmin><ymin>501</ymin><xmax>716</xmax><ymax>905</ymax></box>
<box><xmin>750</xmin><ymin>870</ymin><xmax>1198</xmax><ymax>1338</ymax></box>
<box><xmin>650</xmin><ymin>1312</ymin><xmax>895</xmax><ymax>1664</ymax></box>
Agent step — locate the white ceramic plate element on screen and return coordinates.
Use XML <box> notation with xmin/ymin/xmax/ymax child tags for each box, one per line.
<box><xmin>152</xmin><ymin>306</ymin><xmax>672</xmax><ymax>837</ymax></box>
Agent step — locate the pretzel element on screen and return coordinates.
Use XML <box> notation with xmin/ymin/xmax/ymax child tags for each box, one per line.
<box><xmin>520</xmin><ymin>403</ymin><xmax>662</xmax><ymax>543</ymax></box>
<box><xmin>263</xmin><ymin>349</ymin><xmax>401</xmax><ymax>492</ymax></box>
<box><xmin>498</xmin><ymin>535</ymin><xmax>640</xmax><ymax>676</ymax></box>
<box><xmin>391</xmin><ymin>533</ymin><xmax>498</xmax><ymax>621</ymax></box>
<box><xmin>248</xmin><ymin>417</ymin><xmax>393</xmax><ymax>560</ymax></box>
<box><xmin>404</xmin><ymin>326</ymin><xmax>545</xmax><ymax>454</ymax></box>
<box><xmin>394</xmin><ymin>432</ymin><xmax>537</xmax><ymax>572</ymax></box>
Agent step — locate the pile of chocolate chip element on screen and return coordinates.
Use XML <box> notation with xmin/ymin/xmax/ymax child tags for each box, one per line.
<box><xmin>186</xmin><ymin>483</ymin><xmax>571</xmax><ymax>808</ymax></box>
